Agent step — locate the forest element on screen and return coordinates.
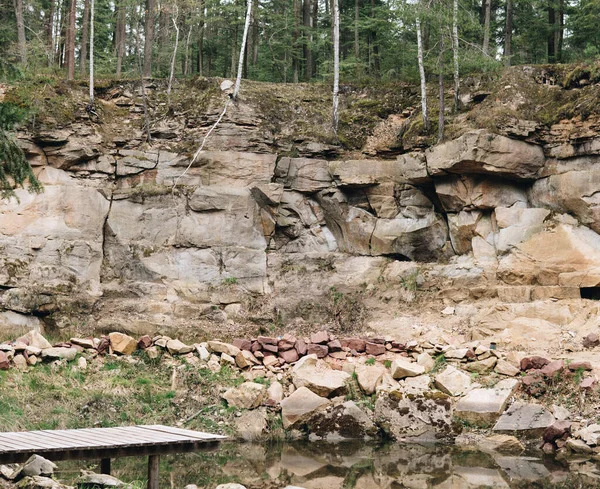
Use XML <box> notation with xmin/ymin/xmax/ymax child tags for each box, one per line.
<box><xmin>2</xmin><ymin>0</ymin><xmax>600</xmax><ymax>86</ymax></box>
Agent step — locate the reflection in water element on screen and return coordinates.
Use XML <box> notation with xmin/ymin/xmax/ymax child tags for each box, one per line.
<box><xmin>56</xmin><ymin>441</ymin><xmax>600</xmax><ymax>488</ymax></box>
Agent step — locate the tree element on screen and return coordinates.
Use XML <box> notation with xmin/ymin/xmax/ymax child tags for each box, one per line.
<box><xmin>416</xmin><ymin>10</ymin><xmax>429</xmax><ymax>132</ymax></box>
<box><xmin>89</xmin><ymin>0</ymin><xmax>95</xmax><ymax>106</ymax></box>
<box><xmin>80</xmin><ymin>0</ymin><xmax>91</xmax><ymax>75</ymax></box>
<box><xmin>13</xmin><ymin>0</ymin><xmax>27</xmax><ymax>65</ymax></box>
<box><xmin>144</xmin><ymin>0</ymin><xmax>156</xmax><ymax>77</ymax></box>
<box><xmin>332</xmin><ymin>0</ymin><xmax>340</xmax><ymax>132</ymax></box>
<box><xmin>115</xmin><ymin>0</ymin><xmax>126</xmax><ymax>76</ymax></box>
<box><xmin>452</xmin><ymin>0</ymin><xmax>459</xmax><ymax>112</ymax></box>
<box><xmin>65</xmin><ymin>0</ymin><xmax>77</xmax><ymax>80</ymax></box>
<box><xmin>482</xmin><ymin>0</ymin><xmax>491</xmax><ymax>55</ymax></box>
<box><xmin>233</xmin><ymin>0</ymin><xmax>253</xmax><ymax>99</ymax></box>
<box><xmin>504</xmin><ymin>0</ymin><xmax>513</xmax><ymax>65</ymax></box>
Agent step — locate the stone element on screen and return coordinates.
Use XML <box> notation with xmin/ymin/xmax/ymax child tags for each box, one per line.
<box><xmin>541</xmin><ymin>360</ymin><xmax>564</xmax><ymax>378</ymax></box>
<box><xmin>232</xmin><ymin>338</ymin><xmax>252</xmax><ymax>351</ymax></box>
<box><xmin>222</xmin><ymin>382</ymin><xmax>266</xmax><ymax>409</ymax></box>
<box><xmin>306</xmin><ymin>344</ymin><xmax>328</xmax><ymax>358</ymax></box>
<box><xmin>77</xmin><ymin>357</ymin><xmax>87</xmax><ymax>370</ymax></box>
<box><xmin>365</xmin><ymin>342</ymin><xmax>386</xmax><ymax>356</ymax></box>
<box><xmin>426</xmin><ymin>130</ymin><xmax>545</xmax><ymax>180</ymax></box>
<box><xmin>278</xmin><ymin>334</ymin><xmax>297</xmax><ymax>351</ymax></box>
<box><xmin>543</xmin><ymin>420</ymin><xmax>572</xmax><ymax>443</ymax></box>
<box><xmin>13</xmin><ymin>354</ymin><xmax>27</xmax><ymax>370</ymax></box>
<box><xmin>341</xmin><ymin>338</ymin><xmax>366</xmax><ymax>352</ymax></box>
<box><xmin>20</xmin><ymin>331</ymin><xmax>52</xmax><ymax>350</ymax></box>
<box><xmin>294</xmin><ymin>339</ymin><xmax>308</xmax><ymax>356</ymax></box>
<box><xmin>207</xmin><ymin>341</ymin><xmax>241</xmax><ymax>357</ymax></box>
<box><xmin>220</xmin><ymin>353</ymin><xmax>236</xmax><ymax>366</ymax></box>
<box><xmin>215</xmin><ymin>484</ymin><xmax>247</xmax><ymax>489</ymax></box>
<box><xmin>580</xmin><ymin>377</ymin><xmax>596</xmax><ymax>389</ymax></box>
<box><xmin>267</xmin><ymin>381</ymin><xmax>284</xmax><ymax>404</ymax></box>
<box><xmin>41</xmin><ymin>347</ymin><xmax>77</xmax><ymax>361</ymax></box>
<box><xmin>327</xmin><ymin>339</ymin><xmax>342</xmax><ymax>352</ymax></box>
<box><xmin>390</xmin><ymin>358</ymin><xmax>425</xmax><ymax>380</ymax></box>
<box><xmin>166</xmin><ymin>339</ymin><xmax>193</xmax><ymax>355</ymax></box>
<box><xmin>568</xmin><ymin>361</ymin><xmax>593</xmax><ymax>371</ymax></box>
<box><xmin>279</xmin><ymin>348</ymin><xmax>299</xmax><ymax>364</ymax></box>
<box><xmin>145</xmin><ymin>346</ymin><xmax>159</xmax><ymax>359</ymax></box>
<box><xmin>108</xmin><ymin>332</ymin><xmax>137</xmax><ymax>355</ymax></box>
<box><xmin>374</xmin><ymin>390</ymin><xmax>454</xmax><ymax>442</ymax></box>
<box><xmin>195</xmin><ymin>344</ymin><xmax>210</xmax><ymax>361</ymax></box>
<box><xmin>583</xmin><ymin>333</ymin><xmax>600</xmax><ymax>349</ymax></box>
<box><xmin>234</xmin><ymin>408</ymin><xmax>267</xmax><ymax>441</ymax></box>
<box><xmin>291</xmin><ymin>355</ymin><xmax>350</xmax><ymax>397</ymax></box>
<box><xmin>464</xmin><ymin>357</ymin><xmax>497</xmax><ymax>374</ymax></box>
<box><xmin>398</xmin><ymin>374</ymin><xmax>431</xmax><ymax>394</ymax></box>
<box><xmin>493</xmin><ymin>402</ymin><xmax>555</xmax><ymax>436</ymax></box>
<box><xmin>575</xmin><ymin>424</ymin><xmax>600</xmax><ymax>446</ymax></box>
<box><xmin>18</xmin><ymin>476</ymin><xmax>70</xmax><ymax>488</ymax></box>
<box><xmin>137</xmin><ymin>335</ymin><xmax>153</xmax><ymax>349</ymax></box>
<box><xmin>455</xmin><ymin>379</ymin><xmax>520</xmax><ymax>425</ymax></box>
<box><xmin>477</xmin><ymin>435</ymin><xmax>524</xmax><ymax>454</ymax></box>
<box><xmin>310</xmin><ymin>331</ymin><xmax>329</xmax><ymax>344</ymax></box>
<box><xmin>70</xmin><ymin>338</ymin><xmax>95</xmax><ymax>349</ymax></box>
<box><xmin>434</xmin><ymin>366</ymin><xmax>472</xmax><ymax>397</ymax></box>
<box><xmin>354</xmin><ymin>364</ymin><xmax>386</xmax><ymax>395</ymax></box>
<box><xmin>263</xmin><ymin>355</ymin><xmax>278</xmax><ymax>367</ymax></box>
<box><xmin>552</xmin><ymin>404</ymin><xmax>571</xmax><ymax>421</ymax></box>
<box><xmin>566</xmin><ymin>438</ymin><xmax>593</xmax><ymax>454</ymax></box>
<box><xmin>14</xmin><ymin>455</ymin><xmax>57</xmax><ymax>479</ymax></box>
<box><xmin>306</xmin><ymin>400</ymin><xmax>379</xmax><ymax>441</ymax></box>
<box><xmin>416</xmin><ymin>352</ymin><xmax>435</xmax><ymax>372</ymax></box>
<box><xmin>78</xmin><ymin>473</ymin><xmax>125</xmax><ymax>487</ymax></box>
<box><xmin>235</xmin><ymin>350</ymin><xmax>259</xmax><ymax>369</ymax></box>
<box><xmin>0</xmin><ymin>351</ymin><xmax>9</xmax><ymax>370</ymax></box>
<box><xmin>520</xmin><ymin>356</ymin><xmax>551</xmax><ymax>371</ymax></box>
<box><xmin>280</xmin><ymin>386</ymin><xmax>330</xmax><ymax>428</ymax></box>
<box><xmin>494</xmin><ymin>360</ymin><xmax>520</xmax><ymax>377</ymax></box>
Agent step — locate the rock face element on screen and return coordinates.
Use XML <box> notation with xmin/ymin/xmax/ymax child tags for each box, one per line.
<box><xmin>493</xmin><ymin>402</ymin><xmax>555</xmax><ymax>436</ymax></box>
<box><xmin>455</xmin><ymin>379</ymin><xmax>519</xmax><ymax>425</ymax></box>
<box><xmin>306</xmin><ymin>400</ymin><xmax>379</xmax><ymax>441</ymax></box>
<box><xmin>290</xmin><ymin>356</ymin><xmax>350</xmax><ymax>397</ymax></box>
<box><xmin>280</xmin><ymin>386</ymin><xmax>330</xmax><ymax>428</ymax></box>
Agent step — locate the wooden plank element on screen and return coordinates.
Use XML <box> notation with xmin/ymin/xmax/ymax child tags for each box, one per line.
<box><xmin>139</xmin><ymin>425</ymin><xmax>226</xmax><ymax>441</ymax></box>
<box><xmin>0</xmin><ymin>434</ymin><xmax>52</xmax><ymax>451</ymax></box>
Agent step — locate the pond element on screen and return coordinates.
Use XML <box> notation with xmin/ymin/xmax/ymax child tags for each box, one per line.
<box><xmin>54</xmin><ymin>441</ymin><xmax>600</xmax><ymax>488</ymax></box>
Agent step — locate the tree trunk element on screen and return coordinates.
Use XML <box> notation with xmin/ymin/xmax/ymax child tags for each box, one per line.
<box><xmin>197</xmin><ymin>0</ymin><xmax>205</xmax><ymax>75</ymax></box>
<box><xmin>46</xmin><ymin>0</ymin><xmax>55</xmax><ymax>63</ymax></box>
<box><xmin>438</xmin><ymin>31</ymin><xmax>444</xmax><ymax>143</ymax></box>
<box><xmin>556</xmin><ymin>0</ymin><xmax>564</xmax><ymax>63</ymax></box>
<box><xmin>143</xmin><ymin>0</ymin><xmax>156</xmax><ymax>77</ymax></box>
<box><xmin>89</xmin><ymin>0</ymin><xmax>94</xmax><ymax>105</ymax></box>
<box><xmin>167</xmin><ymin>9</ymin><xmax>179</xmax><ymax>104</ymax></box>
<box><xmin>13</xmin><ymin>0</ymin><xmax>27</xmax><ymax>65</ymax></box>
<box><xmin>233</xmin><ymin>0</ymin><xmax>253</xmax><ymax>99</ymax></box>
<box><xmin>452</xmin><ymin>0</ymin><xmax>459</xmax><ymax>112</ymax></box>
<box><xmin>65</xmin><ymin>0</ymin><xmax>76</xmax><ymax>80</ymax></box>
<box><xmin>303</xmin><ymin>0</ymin><xmax>312</xmax><ymax>80</ymax></box>
<box><xmin>312</xmin><ymin>0</ymin><xmax>318</xmax><ymax>76</ymax></box>
<box><xmin>416</xmin><ymin>14</ymin><xmax>429</xmax><ymax>132</ymax></box>
<box><xmin>548</xmin><ymin>1</ymin><xmax>556</xmax><ymax>63</ymax></box>
<box><xmin>354</xmin><ymin>0</ymin><xmax>360</xmax><ymax>78</ymax></box>
<box><xmin>115</xmin><ymin>0</ymin><xmax>126</xmax><ymax>76</ymax></box>
<box><xmin>369</xmin><ymin>0</ymin><xmax>380</xmax><ymax>76</ymax></box>
<box><xmin>251</xmin><ymin>0</ymin><xmax>259</xmax><ymax>66</ymax></box>
<box><xmin>332</xmin><ymin>0</ymin><xmax>339</xmax><ymax>132</ymax></box>
<box><xmin>504</xmin><ymin>0</ymin><xmax>512</xmax><ymax>65</ymax></box>
<box><xmin>482</xmin><ymin>0</ymin><xmax>491</xmax><ymax>55</ymax></box>
<box><xmin>81</xmin><ymin>0</ymin><xmax>90</xmax><ymax>75</ymax></box>
<box><xmin>292</xmin><ymin>0</ymin><xmax>299</xmax><ymax>83</ymax></box>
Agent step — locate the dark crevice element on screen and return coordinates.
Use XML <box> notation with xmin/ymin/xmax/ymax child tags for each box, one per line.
<box><xmin>581</xmin><ymin>287</ymin><xmax>600</xmax><ymax>300</ymax></box>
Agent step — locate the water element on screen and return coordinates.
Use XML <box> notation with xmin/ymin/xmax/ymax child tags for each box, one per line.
<box><xmin>55</xmin><ymin>441</ymin><xmax>600</xmax><ymax>488</ymax></box>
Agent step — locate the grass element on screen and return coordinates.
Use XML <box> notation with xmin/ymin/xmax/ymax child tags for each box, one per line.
<box><xmin>0</xmin><ymin>352</ymin><xmax>245</xmax><ymax>434</ymax></box>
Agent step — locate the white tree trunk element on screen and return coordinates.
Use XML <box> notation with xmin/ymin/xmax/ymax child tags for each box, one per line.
<box><xmin>233</xmin><ymin>0</ymin><xmax>253</xmax><ymax>100</ymax></box>
<box><xmin>416</xmin><ymin>15</ymin><xmax>429</xmax><ymax>132</ymax></box>
<box><xmin>89</xmin><ymin>0</ymin><xmax>95</xmax><ymax>105</ymax></box>
<box><xmin>452</xmin><ymin>0</ymin><xmax>460</xmax><ymax>112</ymax></box>
<box><xmin>332</xmin><ymin>0</ymin><xmax>340</xmax><ymax>132</ymax></box>
<box><xmin>168</xmin><ymin>9</ymin><xmax>180</xmax><ymax>104</ymax></box>
<box><xmin>482</xmin><ymin>0</ymin><xmax>491</xmax><ymax>55</ymax></box>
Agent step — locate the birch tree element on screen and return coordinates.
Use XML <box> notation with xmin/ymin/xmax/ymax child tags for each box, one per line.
<box><xmin>14</xmin><ymin>0</ymin><xmax>27</xmax><ymax>65</ymax></box>
<box><xmin>89</xmin><ymin>0</ymin><xmax>95</xmax><ymax>106</ymax></box>
<box><xmin>452</xmin><ymin>0</ymin><xmax>459</xmax><ymax>112</ymax></box>
<box><xmin>416</xmin><ymin>11</ymin><xmax>429</xmax><ymax>132</ymax></box>
<box><xmin>482</xmin><ymin>0</ymin><xmax>491</xmax><ymax>55</ymax></box>
<box><xmin>233</xmin><ymin>0</ymin><xmax>253</xmax><ymax>100</ymax></box>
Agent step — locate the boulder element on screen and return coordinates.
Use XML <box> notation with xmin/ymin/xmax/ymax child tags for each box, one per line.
<box><xmin>215</xmin><ymin>484</ymin><xmax>248</xmax><ymax>489</ymax></box>
<box><xmin>455</xmin><ymin>379</ymin><xmax>519</xmax><ymax>425</ymax></box>
<box><xmin>41</xmin><ymin>347</ymin><xmax>77</xmax><ymax>361</ymax></box>
<box><xmin>276</xmin><ymin>157</ymin><xmax>331</xmax><ymax>192</ymax></box>
<box><xmin>574</xmin><ymin>423</ymin><xmax>600</xmax><ymax>446</ymax></box>
<box><xmin>108</xmin><ymin>332</ymin><xmax>137</xmax><ymax>355</ymax></box>
<box><xmin>434</xmin><ymin>366</ymin><xmax>472</xmax><ymax>397</ymax></box>
<box><xmin>464</xmin><ymin>357</ymin><xmax>497</xmax><ymax>374</ymax></box>
<box><xmin>280</xmin><ymin>386</ymin><xmax>330</xmax><ymax>428</ymax></box>
<box><xmin>390</xmin><ymin>358</ymin><xmax>425</xmax><ymax>380</ymax></box>
<box><xmin>222</xmin><ymin>382</ymin><xmax>266</xmax><ymax>409</ymax></box>
<box><xmin>374</xmin><ymin>389</ymin><xmax>455</xmax><ymax>442</ymax></box>
<box><xmin>78</xmin><ymin>473</ymin><xmax>125</xmax><ymax>487</ymax></box>
<box><xmin>207</xmin><ymin>341</ymin><xmax>241</xmax><ymax>357</ymax></box>
<box><xmin>0</xmin><ymin>351</ymin><xmax>9</xmax><ymax>370</ymax></box>
<box><xmin>13</xmin><ymin>455</ymin><xmax>56</xmax><ymax>479</ymax></box>
<box><xmin>543</xmin><ymin>420</ymin><xmax>571</xmax><ymax>443</ymax></box>
<box><xmin>426</xmin><ymin>130</ymin><xmax>545</xmax><ymax>180</ymax></box>
<box><xmin>495</xmin><ymin>360</ymin><xmax>520</xmax><ymax>377</ymax></box>
<box><xmin>416</xmin><ymin>352</ymin><xmax>435</xmax><ymax>372</ymax></box>
<box><xmin>306</xmin><ymin>400</ymin><xmax>379</xmax><ymax>441</ymax></box>
<box><xmin>166</xmin><ymin>339</ymin><xmax>193</xmax><ymax>355</ymax></box>
<box><xmin>493</xmin><ymin>402</ymin><xmax>555</xmax><ymax>437</ymax></box>
<box><xmin>291</xmin><ymin>355</ymin><xmax>350</xmax><ymax>397</ymax></box>
<box><xmin>19</xmin><ymin>331</ymin><xmax>52</xmax><ymax>350</ymax></box>
<box><xmin>267</xmin><ymin>381</ymin><xmax>284</xmax><ymax>404</ymax></box>
<box><xmin>478</xmin><ymin>435</ymin><xmax>525</xmax><ymax>454</ymax></box>
<box><xmin>234</xmin><ymin>408</ymin><xmax>267</xmax><ymax>441</ymax></box>
<box><xmin>566</xmin><ymin>438</ymin><xmax>593</xmax><ymax>454</ymax></box>
<box><xmin>354</xmin><ymin>364</ymin><xmax>386</xmax><ymax>395</ymax></box>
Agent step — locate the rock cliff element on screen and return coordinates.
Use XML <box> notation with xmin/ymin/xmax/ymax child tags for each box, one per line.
<box><xmin>3</xmin><ymin>66</ymin><xmax>600</xmax><ymax>362</ymax></box>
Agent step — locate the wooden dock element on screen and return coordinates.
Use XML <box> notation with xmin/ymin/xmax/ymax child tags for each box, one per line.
<box><xmin>0</xmin><ymin>425</ymin><xmax>226</xmax><ymax>488</ymax></box>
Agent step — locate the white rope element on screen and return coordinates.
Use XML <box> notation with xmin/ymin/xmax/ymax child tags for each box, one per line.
<box><xmin>171</xmin><ymin>98</ymin><xmax>230</xmax><ymax>191</ymax></box>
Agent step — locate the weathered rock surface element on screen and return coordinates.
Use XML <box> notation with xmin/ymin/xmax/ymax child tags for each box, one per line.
<box><xmin>455</xmin><ymin>379</ymin><xmax>519</xmax><ymax>425</ymax></box>
<box><xmin>290</xmin><ymin>356</ymin><xmax>350</xmax><ymax>397</ymax></box>
<box><xmin>434</xmin><ymin>366</ymin><xmax>472</xmax><ymax>397</ymax></box>
<box><xmin>279</xmin><ymin>386</ymin><xmax>330</xmax><ymax>428</ymax></box>
<box><xmin>306</xmin><ymin>400</ymin><xmax>379</xmax><ymax>441</ymax></box>
<box><xmin>493</xmin><ymin>402</ymin><xmax>555</xmax><ymax>436</ymax></box>
<box><xmin>222</xmin><ymin>382</ymin><xmax>266</xmax><ymax>409</ymax></box>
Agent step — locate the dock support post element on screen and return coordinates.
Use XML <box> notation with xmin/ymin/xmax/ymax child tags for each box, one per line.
<box><xmin>147</xmin><ymin>455</ymin><xmax>160</xmax><ymax>489</ymax></box>
<box><xmin>100</xmin><ymin>458</ymin><xmax>111</xmax><ymax>475</ymax></box>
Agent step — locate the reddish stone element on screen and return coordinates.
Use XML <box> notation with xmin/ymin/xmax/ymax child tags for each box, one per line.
<box><xmin>263</xmin><ymin>343</ymin><xmax>278</xmax><ymax>354</ymax></box>
<box><xmin>71</xmin><ymin>344</ymin><xmax>84</xmax><ymax>353</ymax></box>
<box><xmin>520</xmin><ymin>356</ymin><xmax>551</xmax><ymax>371</ymax></box>
<box><xmin>465</xmin><ymin>349</ymin><xmax>476</xmax><ymax>359</ymax></box>
<box><xmin>369</xmin><ymin>337</ymin><xmax>386</xmax><ymax>345</ymax></box>
<box><xmin>328</xmin><ymin>340</ymin><xmax>342</xmax><ymax>352</ymax></box>
<box><xmin>365</xmin><ymin>342</ymin><xmax>386</xmax><ymax>356</ymax></box>
<box><xmin>556</xmin><ymin>439</ymin><xmax>567</xmax><ymax>449</ymax></box>
<box><xmin>568</xmin><ymin>361</ymin><xmax>593</xmax><ymax>371</ymax></box>
<box><xmin>251</xmin><ymin>341</ymin><xmax>262</xmax><ymax>353</ymax></box>
<box><xmin>96</xmin><ymin>337</ymin><xmax>110</xmax><ymax>354</ymax></box>
<box><xmin>583</xmin><ymin>333</ymin><xmax>600</xmax><ymax>349</ymax></box>
<box><xmin>295</xmin><ymin>339</ymin><xmax>307</xmax><ymax>356</ymax></box>
<box><xmin>54</xmin><ymin>342</ymin><xmax>71</xmax><ymax>348</ymax></box>
<box><xmin>278</xmin><ymin>334</ymin><xmax>297</xmax><ymax>351</ymax></box>
<box><xmin>307</xmin><ymin>343</ymin><xmax>328</xmax><ymax>358</ymax></box>
<box><xmin>341</xmin><ymin>338</ymin><xmax>366</xmax><ymax>352</ymax></box>
<box><xmin>541</xmin><ymin>443</ymin><xmax>555</xmax><ymax>454</ymax></box>
<box><xmin>543</xmin><ymin>420</ymin><xmax>572</xmax><ymax>443</ymax></box>
<box><xmin>391</xmin><ymin>341</ymin><xmax>405</xmax><ymax>350</ymax></box>
<box><xmin>310</xmin><ymin>331</ymin><xmax>329</xmax><ymax>345</ymax></box>
<box><xmin>0</xmin><ymin>351</ymin><xmax>9</xmax><ymax>370</ymax></box>
<box><xmin>262</xmin><ymin>354</ymin><xmax>278</xmax><ymax>367</ymax></box>
<box><xmin>279</xmin><ymin>349</ymin><xmax>299</xmax><ymax>363</ymax></box>
<box><xmin>541</xmin><ymin>360</ymin><xmax>564</xmax><ymax>378</ymax></box>
<box><xmin>138</xmin><ymin>335</ymin><xmax>153</xmax><ymax>349</ymax></box>
<box><xmin>522</xmin><ymin>370</ymin><xmax>547</xmax><ymax>397</ymax></box>
<box><xmin>257</xmin><ymin>336</ymin><xmax>277</xmax><ymax>346</ymax></box>
<box><xmin>580</xmin><ymin>377</ymin><xmax>596</xmax><ymax>389</ymax></box>
<box><xmin>233</xmin><ymin>338</ymin><xmax>252</xmax><ymax>351</ymax></box>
